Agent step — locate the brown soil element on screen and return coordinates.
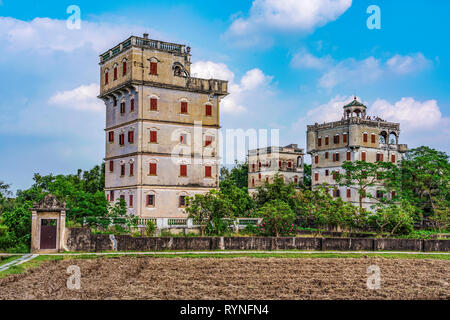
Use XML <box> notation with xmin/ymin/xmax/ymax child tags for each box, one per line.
<box><xmin>0</xmin><ymin>256</ymin><xmax>448</xmax><ymax>300</ymax></box>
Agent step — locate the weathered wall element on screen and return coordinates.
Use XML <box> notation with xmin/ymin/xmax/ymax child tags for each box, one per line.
<box><xmin>65</xmin><ymin>228</ymin><xmax>450</xmax><ymax>252</ymax></box>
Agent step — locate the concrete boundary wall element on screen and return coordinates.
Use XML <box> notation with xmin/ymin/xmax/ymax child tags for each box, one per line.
<box><xmin>65</xmin><ymin>228</ymin><xmax>450</xmax><ymax>252</ymax></box>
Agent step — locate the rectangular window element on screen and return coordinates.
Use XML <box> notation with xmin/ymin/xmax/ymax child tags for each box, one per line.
<box><xmin>108</xmin><ymin>131</ymin><xmax>114</xmax><ymax>142</ymax></box>
<box><xmin>347</xmin><ymin>189</ymin><xmax>351</xmax><ymax>198</ymax></box>
<box><xmin>128</xmin><ymin>131</ymin><xmax>134</xmax><ymax>143</ymax></box>
<box><xmin>149</xmin><ymin>163</ymin><xmax>157</xmax><ymax>175</ymax></box>
<box><xmin>110</xmin><ymin>190</ymin><xmax>114</xmax><ymax>201</ymax></box>
<box><xmin>361</xmin><ymin>152</ymin><xmax>366</xmax><ymax>161</ymax></box>
<box><xmin>205</xmin><ymin>166</ymin><xmax>212</xmax><ymax>178</ymax></box>
<box><xmin>119</xmin><ymin>133</ymin><xmax>125</xmax><ymax>146</ymax></box>
<box><xmin>333</xmin><ymin>171</ymin><xmax>337</xmax><ymax>180</ymax></box>
<box><xmin>121</xmin><ymin>164</ymin><xmax>125</xmax><ymax>176</ymax></box>
<box><xmin>113</xmin><ymin>97</ymin><xmax>117</xmax><ymax>107</ymax></box>
<box><xmin>180</xmin><ymin>134</ymin><xmax>186</xmax><ymax>144</ymax></box>
<box><xmin>205</xmin><ymin>136</ymin><xmax>212</xmax><ymax>147</ymax></box>
<box><xmin>252</xmin><ymin>163</ymin><xmax>255</xmax><ymax>171</ymax></box>
<box><xmin>376</xmin><ymin>190</ymin><xmax>383</xmax><ymax>199</ymax></box>
<box><xmin>332</xmin><ymin>153</ymin><xmax>336</xmax><ymax>162</ymax></box>
<box><xmin>147</xmin><ymin>194</ymin><xmax>155</xmax><ymax>206</ymax></box>
<box><xmin>179</xmin><ymin>195</ymin><xmax>186</xmax><ymax>207</ymax></box>
<box><xmin>105</xmin><ymin>72</ymin><xmax>109</xmax><ymax>84</ymax></box>
<box><xmin>343</xmin><ymin>133</ymin><xmax>347</xmax><ymax>143</ymax></box>
<box><xmin>129</xmin><ymin>195</ymin><xmax>133</xmax><ymax>208</ymax></box>
<box><xmin>318</xmin><ymin>138</ymin><xmax>322</xmax><ymax>147</ymax></box>
<box><xmin>150</xmin><ymin>62</ymin><xmax>157</xmax><ymax>75</ymax></box>
<box><xmin>325</xmin><ymin>137</ymin><xmax>329</xmax><ymax>145</ymax></box>
<box><xmin>325</xmin><ymin>152</ymin><xmax>328</xmax><ymax>159</ymax></box>
<box><xmin>251</xmin><ymin>178</ymin><xmax>255</xmax><ymax>186</ymax></box>
<box><xmin>371</xmin><ymin>134</ymin><xmax>376</xmax><ymax>143</ymax></box>
<box><xmin>120</xmin><ymin>102</ymin><xmax>125</xmax><ymax>114</ymax></box>
<box><xmin>150</xmin><ymin>130</ymin><xmax>157</xmax><ymax>143</ymax></box>
<box><xmin>288</xmin><ymin>161</ymin><xmax>292</xmax><ymax>168</ymax></box>
<box><xmin>130</xmin><ymin>98</ymin><xmax>135</xmax><ymax>112</ymax></box>
<box><xmin>180</xmin><ymin>164</ymin><xmax>187</xmax><ymax>177</ymax></box>
<box><xmin>314</xmin><ymin>173</ymin><xmax>319</xmax><ymax>181</ymax></box>
<box><xmin>315</xmin><ymin>155</ymin><xmax>318</xmax><ymax>164</ymax></box>
<box><xmin>391</xmin><ymin>154</ymin><xmax>396</xmax><ymax>163</ymax></box>
<box><xmin>109</xmin><ymin>160</ymin><xmax>114</xmax><ymax>172</ymax></box>
<box><xmin>336</xmin><ymin>153</ymin><xmax>340</xmax><ymax>161</ymax></box>
<box><xmin>346</xmin><ymin>151</ymin><xmax>351</xmax><ymax>161</ymax></box>
<box><xmin>107</xmin><ymin>194</ymin><xmax>109</xmax><ymax>202</ymax></box>
<box><xmin>334</xmin><ymin>135</ymin><xmax>340</xmax><ymax>144</ymax></box>
<box><xmin>205</xmin><ymin>104</ymin><xmax>212</xmax><ymax>116</ymax></box>
<box><xmin>129</xmin><ymin>163</ymin><xmax>134</xmax><ymax>176</ymax></box>
<box><xmin>181</xmin><ymin>101</ymin><xmax>188</xmax><ymax>113</ymax></box>
<box><xmin>114</xmin><ymin>67</ymin><xmax>117</xmax><ymax>80</ymax></box>
<box><xmin>150</xmin><ymin>98</ymin><xmax>158</xmax><ymax>111</ymax></box>
<box><xmin>363</xmin><ymin>133</ymin><xmax>368</xmax><ymax>143</ymax></box>
<box><xmin>325</xmin><ymin>170</ymin><xmax>329</xmax><ymax>176</ymax></box>
<box><xmin>278</xmin><ymin>161</ymin><xmax>281</xmax><ymax>168</ymax></box>
<box><xmin>122</xmin><ymin>61</ymin><xmax>127</xmax><ymax>76</ymax></box>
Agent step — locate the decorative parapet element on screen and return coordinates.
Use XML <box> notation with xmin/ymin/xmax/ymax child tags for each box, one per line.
<box><xmin>307</xmin><ymin>117</ymin><xmax>400</xmax><ymax>131</ymax></box>
<box><xmin>32</xmin><ymin>194</ymin><xmax>66</xmax><ymax>212</ymax></box>
<box><xmin>99</xmin><ymin>35</ymin><xmax>188</xmax><ymax>64</ymax></box>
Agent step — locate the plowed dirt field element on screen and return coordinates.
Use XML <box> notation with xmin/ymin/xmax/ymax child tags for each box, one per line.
<box><xmin>0</xmin><ymin>256</ymin><xmax>448</xmax><ymax>299</ymax></box>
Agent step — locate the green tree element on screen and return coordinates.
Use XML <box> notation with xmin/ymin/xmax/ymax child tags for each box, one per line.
<box><xmin>185</xmin><ymin>190</ymin><xmax>233</xmax><ymax>236</ymax></box>
<box><xmin>257</xmin><ymin>200</ymin><xmax>296</xmax><ymax>237</ymax></box>
<box><xmin>300</xmin><ymin>164</ymin><xmax>312</xmax><ymax>190</ymax></box>
<box><xmin>400</xmin><ymin>146</ymin><xmax>449</xmax><ymax>224</ymax></box>
<box><xmin>368</xmin><ymin>202</ymin><xmax>414</xmax><ymax>237</ymax></box>
<box><xmin>253</xmin><ymin>174</ymin><xmax>299</xmax><ymax>212</ymax></box>
<box><xmin>219</xmin><ymin>161</ymin><xmax>249</xmax><ymax>189</ymax></box>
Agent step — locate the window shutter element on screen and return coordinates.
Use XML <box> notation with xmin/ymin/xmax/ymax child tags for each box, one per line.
<box><xmin>128</xmin><ymin>131</ymin><xmax>134</xmax><ymax>143</ymax></box>
<box><xmin>380</xmin><ymin>154</ymin><xmax>384</xmax><ymax>162</ymax></box>
<box><xmin>150</xmin><ymin>98</ymin><xmax>157</xmax><ymax>111</ymax></box>
<box><xmin>205</xmin><ymin>104</ymin><xmax>212</xmax><ymax>116</ymax></box>
<box><xmin>325</xmin><ymin>152</ymin><xmax>328</xmax><ymax>159</ymax></box>
<box><xmin>252</xmin><ymin>164</ymin><xmax>255</xmax><ymax>171</ymax></box>
<box><xmin>371</xmin><ymin>134</ymin><xmax>376</xmax><ymax>143</ymax></box>
<box><xmin>109</xmin><ymin>160</ymin><xmax>114</xmax><ymax>172</ymax></box>
<box><xmin>123</xmin><ymin>62</ymin><xmax>126</xmax><ymax>76</ymax></box>
<box><xmin>363</xmin><ymin>133</ymin><xmax>368</xmax><ymax>142</ymax></box>
<box><xmin>391</xmin><ymin>154</ymin><xmax>396</xmax><ymax>163</ymax></box>
<box><xmin>325</xmin><ymin>137</ymin><xmax>329</xmax><ymax>145</ymax></box>
<box><xmin>108</xmin><ymin>131</ymin><xmax>114</xmax><ymax>142</ymax></box>
<box><xmin>336</xmin><ymin>153</ymin><xmax>340</xmax><ymax>161</ymax></box>
<box><xmin>130</xmin><ymin>99</ymin><xmax>134</xmax><ymax>112</ymax></box>
<box><xmin>318</xmin><ymin>138</ymin><xmax>322</xmax><ymax>147</ymax></box>
<box><xmin>347</xmin><ymin>189</ymin><xmax>351</xmax><ymax>198</ymax></box>
<box><xmin>119</xmin><ymin>134</ymin><xmax>124</xmax><ymax>145</ymax></box>
<box><xmin>149</xmin><ymin>163</ymin><xmax>157</xmax><ymax>175</ymax></box>
<box><xmin>121</xmin><ymin>164</ymin><xmax>125</xmax><ymax>176</ymax></box>
<box><xmin>105</xmin><ymin>72</ymin><xmax>109</xmax><ymax>84</ymax></box>
<box><xmin>205</xmin><ymin>166</ymin><xmax>212</xmax><ymax>177</ymax></box>
<box><xmin>314</xmin><ymin>173</ymin><xmax>319</xmax><ymax>181</ymax></box>
<box><xmin>347</xmin><ymin>152</ymin><xmax>351</xmax><ymax>161</ymax></box>
<box><xmin>332</xmin><ymin>154</ymin><xmax>336</xmax><ymax>162</ymax></box>
<box><xmin>130</xmin><ymin>163</ymin><xmax>134</xmax><ymax>176</ymax></box>
<box><xmin>129</xmin><ymin>195</ymin><xmax>133</xmax><ymax>208</ymax></box>
<box><xmin>315</xmin><ymin>156</ymin><xmax>318</xmax><ymax>164</ymax></box>
<box><xmin>150</xmin><ymin>130</ymin><xmax>157</xmax><ymax>143</ymax></box>
<box><xmin>181</xmin><ymin>101</ymin><xmax>188</xmax><ymax>113</ymax></box>
<box><xmin>343</xmin><ymin>133</ymin><xmax>347</xmax><ymax>143</ymax></box>
<box><xmin>150</xmin><ymin>62</ymin><xmax>157</xmax><ymax>75</ymax></box>
<box><xmin>205</xmin><ymin>136</ymin><xmax>212</xmax><ymax>147</ymax></box>
<box><xmin>362</xmin><ymin>152</ymin><xmax>366</xmax><ymax>161</ymax></box>
<box><xmin>114</xmin><ymin>67</ymin><xmax>117</xmax><ymax>80</ymax></box>
<box><xmin>180</xmin><ymin>164</ymin><xmax>187</xmax><ymax>177</ymax></box>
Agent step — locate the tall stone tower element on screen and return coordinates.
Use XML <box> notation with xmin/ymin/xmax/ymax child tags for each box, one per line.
<box><xmin>98</xmin><ymin>34</ymin><xmax>228</xmax><ymax>219</ymax></box>
<box><xmin>306</xmin><ymin>97</ymin><xmax>407</xmax><ymax>210</ymax></box>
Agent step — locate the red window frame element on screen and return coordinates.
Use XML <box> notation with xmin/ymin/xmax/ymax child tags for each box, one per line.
<box><xmin>128</xmin><ymin>131</ymin><xmax>134</xmax><ymax>143</ymax></box>
<box><xmin>205</xmin><ymin>166</ymin><xmax>212</xmax><ymax>178</ymax></box>
<box><xmin>129</xmin><ymin>163</ymin><xmax>134</xmax><ymax>176</ymax></box>
<box><xmin>119</xmin><ymin>133</ymin><xmax>125</xmax><ymax>146</ymax></box>
<box><xmin>343</xmin><ymin>133</ymin><xmax>347</xmax><ymax>143</ymax></box>
<box><xmin>318</xmin><ymin>138</ymin><xmax>322</xmax><ymax>147</ymax></box>
<box><xmin>122</xmin><ymin>61</ymin><xmax>127</xmax><ymax>76</ymax></box>
<box><xmin>150</xmin><ymin>62</ymin><xmax>158</xmax><ymax>75</ymax></box>
<box><xmin>120</xmin><ymin>164</ymin><xmax>125</xmax><ymax>176</ymax></box>
<box><xmin>109</xmin><ymin>160</ymin><xmax>114</xmax><ymax>172</ymax></box>
<box><xmin>108</xmin><ymin>131</ymin><xmax>114</xmax><ymax>142</ymax></box>
<box><xmin>361</xmin><ymin>152</ymin><xmax>366</xmax><ymax>161</ymax></box>
<box><xmin>180</xmin><ymin>164</ymin><xmax>187</xmax><ymax>177</ymax></box>
<box><xmin>371</xmin><ymin>134</ymin><xmax>376</xmax><ymax>143</ymax></box>
<box><xmin>150</xmin><ymin>98</ymin><xmax>158</xmax><ymax>111</ymax></box>
<box><xmin>114</xmin><ymin>67</ymin><xmax>117</xmax><ymax>80</ymax></box>
<box><xmin>314</xmin><ymin>173</ymin><xmax>319</xmax><ymax>181</ymax></box>
<box><xmin>347</xmin><ymin>151</ymin><xmax>351</xmax><ymax>161</ymax></box>
<box><xmin>325</xmin><ymin>137</ymin><xmax>329</xmax><ymax>145</ymax></box>
<box><xmin>391</xmin><ymin>154</ymin><xmax>396</xmax><ymax>163</ymax></box>
<box><xmin>105</xmin><ymin>72</ymin><xmax>109</xmax><ymax>84</ymax></box>
<box><xmin>363</xmin><ymin>133</ymin><xmax>368</xmax><ymax>143</ymax></box>
<box><xmin>130</xmin><ymin>98</ymin><xmax>134</xmax><ymax>112</ymax></box>
<box><xmin>149</xmin><ymin>163</ymin><xmax>157</xmax><ymax>175</ymax></box>
<box><xmin>180</xmin><ymin>101</ymin><xmax>188</xmax><ymax>113</ymax></box>
<box><xmin>205</xmin><ymin>104</ymin><xmax>212</xmax><ymax>116</ymax></box>
<box><xmin>347</xmin><ymin>189</ymin><xmax>351</xmax><ymax>198</ymax></box>
<box><xmin>150</xmin><ymin>130</ymin><xmax>157</xmax><ymax>143</ymax></box>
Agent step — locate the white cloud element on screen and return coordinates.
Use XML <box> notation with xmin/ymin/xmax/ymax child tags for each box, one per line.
<box><xmin>0</xmin><ymin>17</ymin><xmax>155</xmax><ymax>53</ymax></box>
<box><xmin>386</xmin><ymin>53</ymin><xmax>431</xmax><ymax>74</ymax></box>
<box><xmin>191</xmin><ymin>61</ymin><xmax>273</xmax><ymax>114</ymax></box>
<box><xmin>225</xmin><ymin>0</ymin><xmax>352</xmax><ymax>46</ymax></box>
<box><xmin>291</xmin><ymin>50</ymin><xmax>433</xmax><ymax>89</ymax></box>
<box><xmin>290</xmin><ymin>49</ymin><xmax>332</xmax><ymax>70</ymax></box>
<box><xmin>370</xmin><ymin>97</ymin><xmax>448</xmax><ymax>131</ymax></box>
<box><xmin>48</xmin><ymin>83</ymin><xmax>103</xmax><ymax>112</ymax></box>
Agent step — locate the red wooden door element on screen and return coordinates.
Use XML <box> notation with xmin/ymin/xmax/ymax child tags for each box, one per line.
<box><xmin>40</xmin><ymin>219</ymin><xmax>57</xmax><ymax>249</ymax></box>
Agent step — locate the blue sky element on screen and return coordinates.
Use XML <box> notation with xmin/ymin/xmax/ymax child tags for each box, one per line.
<box><xmin>0</xmin><ymin>0</ymin><xmax>449</xmax><ymax>192</ymax></box>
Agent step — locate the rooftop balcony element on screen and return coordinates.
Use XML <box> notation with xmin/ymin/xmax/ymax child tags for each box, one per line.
<box><xmin>99</xmin><ymin>35</ymin><xmax>189</xmax><ymax>64</ymax></box>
